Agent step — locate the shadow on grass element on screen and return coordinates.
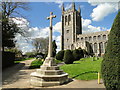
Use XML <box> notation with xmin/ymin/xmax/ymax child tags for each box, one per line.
<box><xmin>72</xmin><ymin>71</ymin><xmax>98</xmax><ymax>79</ymax></box>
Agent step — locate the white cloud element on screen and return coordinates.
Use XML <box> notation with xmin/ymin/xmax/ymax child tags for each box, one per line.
<box><xmin>88</xmin><ymin>0</ymin><xmax>119</xmax><ymax>6</ymax></box>
<box><xmin>53</xmin><ymin>21</ymin><xmax>61</xmax><ymax>33</ymax></box>
<box><xmin>65</xmin><ymin>3</ymin><xmax>72</xmax><ymax>10</ymax></box>
<box><xmin>88</xmin><ymin>0</ymin><xmax>118</xmax><ymax>21</ymax></box>
<box><xmin>91</xmin><ymin>3</ymin><xmax>117</xmax><ymax>21</ymax></box>
<box><xmin>13</xmin><ymin>17</ymin><xmax>62</xmax><ymax>54</ymax></box>
<box><xmin>54</xmin><ymin>0</ymin><xmax>63</xmax><ymax>8</ymax></box>
<box><xmin>82</xmin><ymin>18</ymin><xmax>109</xmax><ymax>33</ymax></box>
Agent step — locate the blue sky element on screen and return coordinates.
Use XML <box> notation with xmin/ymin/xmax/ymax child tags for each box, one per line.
<box><xmin>20</xmin><ymin>2</ymin><xmax>117</xmax><ymax>28</ymax></box>
<box><xmin>14</xmin><ymin>1</ymin><xmax>119</xmax><ymax>54</ymax></box>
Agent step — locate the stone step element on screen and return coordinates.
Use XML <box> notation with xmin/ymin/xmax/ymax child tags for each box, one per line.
<box><xmin>31</xmin><ymin>72</ymin><xmax>68</xmax><ymax>78</ymax></box>
<box><xmin>40</xmin><ymin>66</ymin><xmax>60</xmax><ymax>70</ymax></box>
<box><xmin>36</xmin><ymin>69</ymin><xmax>64</xmax><ymax>75</ymax></box>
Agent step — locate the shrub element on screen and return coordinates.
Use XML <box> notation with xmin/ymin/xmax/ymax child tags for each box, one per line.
<box><xmin>55</xmin><ymin>50</ymin><xmax>64</xmax><ymax>61</ymax></box>
<box><xmin>64</xmin><ymin>50</ymin><xmax>74</xmax><ymax>64</ymax></box>
<box><xmin>29</xmin><ymin>59</ymin><xmax>43</xmax><ymax>69</ymax></box>
<box><xmin>72</xmin><ymin>49</ymin><xmax>81</xmax><ymax>61</ymax></box>
<box><xmin>2</xmin><ymin>51</ymin><xmax>15</xmax><ymax>69</ymax></box>
<box><xmin>78</xmin><ymin>48</ymin><xmax>84</xmax><ymax>59</ymax></box>
<box><xmin>101</xmin><ymin>11</ymin><xmax>120</xmax><ymax>89</ymax></box>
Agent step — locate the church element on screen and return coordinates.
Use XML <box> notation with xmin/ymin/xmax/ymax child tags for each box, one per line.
<box><xmin>61</xmin><ymin>3</ymin><xmax>109</xmax><ymax>56</ymax></box>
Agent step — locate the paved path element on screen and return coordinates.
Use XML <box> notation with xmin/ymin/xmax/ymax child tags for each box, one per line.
<box><xmin>2</xmin><ymin>60</ymin><xmax>105</xmax><ymax>89</ymax></box>
<box><xmin>2</xmin><ymin>59</ymin><xmax>35</xmax><ymax>88</ymax></box>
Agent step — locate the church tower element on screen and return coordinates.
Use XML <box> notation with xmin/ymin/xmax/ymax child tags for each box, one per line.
<box><xmin>61</xmin><ymin>2</ymin><xmax>82</xmax><ymax>50</ymax></box>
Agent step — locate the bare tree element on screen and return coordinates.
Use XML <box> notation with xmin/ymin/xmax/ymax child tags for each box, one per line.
<box><xmin>2</xmin><ymin>2</ymin><xmax>29</xmax><ymax>18</ymax></box>
<box><xmin>32</xmin><ymin>37</ymin><xmax>49</xmax><ymax>54</ymax></box>
<box><xmin>2</xmin><ymin>1</ymin><xmax>30</xmax><ymax>51</ymax></box>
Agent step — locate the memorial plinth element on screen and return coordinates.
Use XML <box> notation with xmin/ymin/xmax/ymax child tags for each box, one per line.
<box><xmin>30</xmin><ymin>12</ymin><xmax>68</xmax><ymax>87</ymax></box>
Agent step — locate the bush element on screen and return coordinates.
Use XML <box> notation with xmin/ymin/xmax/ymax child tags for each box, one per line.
<box><xmin>79</xmin><ymin>48</ymin><xmax>84</xmax><ymax>58</ymax></box>
<box><xmin>64</xmin><ymin>50</ymin><xmax>74</xmax><ymax>64</ymax></box>
<box><xmin>72</xmin><ymin>49</ymin><xmax>81</xmax><ymax>61</ymax></box>
<box><xmin>29</xmin><ymin>59</ymin><xmax>43</xmax><ymax>69</ymax></box>
<box><xmin>2</xmin><ymin>51</ymin><xmax>15</xmax><ymax>69</ymax></box>
<box><xmin>55</xmin><ymin>50</ymin><xmax>64</xmax><ymax>61</ymax></box>
<box><xmin>101</xmin><ymin>11</ymin><xmax>120</xmax><ymax>89</ymax></box>
<box><xmin>72</xmin><ymin>49</ymin><xmax>84</xmax><ymax>61</ymax></box>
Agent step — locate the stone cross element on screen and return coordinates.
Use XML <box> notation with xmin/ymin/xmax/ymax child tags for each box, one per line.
<box><xmin>47</xmin><ymin>12</ymin><xmax>56</xmax><ymax>58</ymax></box>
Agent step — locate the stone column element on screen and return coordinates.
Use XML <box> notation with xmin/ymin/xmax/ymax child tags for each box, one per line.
<box><xmin>103</xmin><ymin>42</ymin><xmax>105</xmax><ymax>53</ymax></box>
<box><xmin>97</xmin><ymin>43</ymin><xmax>100</xmax><ymax>56</ymax></box>
<box><xmin>48</xmin><ymin>26</ymin><xmax>52</xmax><ymax>57</ymax></box>
<box><xmin>47</xmin><ymin>12</ymin><xmax>56</xmax><ymax>58</ymax></box>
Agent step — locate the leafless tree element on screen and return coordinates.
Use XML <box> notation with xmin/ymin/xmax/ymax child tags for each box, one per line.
<box><xmin>32</xmin><ymin>37</ymin><xmax>49</xmax><ymax>54</ymax></box>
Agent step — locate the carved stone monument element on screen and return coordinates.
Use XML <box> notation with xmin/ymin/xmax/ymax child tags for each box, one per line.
<box><xmin>30</xmin><ymin>12</ymin><xmax>68</xmax><ymax>87</ymax></box>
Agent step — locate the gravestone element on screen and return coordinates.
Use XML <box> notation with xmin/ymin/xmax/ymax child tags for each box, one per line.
<box><xmin>30</xmin><ymin>12</ymin><xmax>68</xmax><ymax>87</ymax></box>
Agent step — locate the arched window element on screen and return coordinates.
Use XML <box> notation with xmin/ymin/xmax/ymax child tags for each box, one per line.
<box><xmin>85</xmin><ymin>37</ymin><xmax>88</xmax><ymax>41</ymax></box>
<box><xmin>67</xmin><ymin>39</ymin><xmax>69</xmax><ymax>42</ymax></box>
<box><xmin>89</xmin><ymin>36</ymin><xmax>92</xmax><ymax>41</ymax></box>
<box><xmin>68</xmin><ymin>15</ymin><xmax>71</xmax><ymax>22</ymax></box>
<box><xmin>65</xmin><ymin>16</ymin><xmax>67</xmax><ymax>25</ymax></box>
<box><xmin>81</xmin><ymin>37</ymin><xmax>84</xmax><ymax>41</ymax></box>
<box><xmin>99</xmin><ymin>42</ymin><xmax>103</xmax><ymax>53</ymax></box>
<box><xmin>68</xmin><ymin>15</ymin><xmax>71</xmax><ymax>25</ymax></box>
<box><xmin>98</xmin><ymin>35</ymin><xmax>101</xmax><ymax>40</ymax></box>
<box><xmin>93</xmin><ymin>36</ymin><xmax>96</xmax><ymax>41</ymax></box>
<box><xmin>103</xmin><ymin>35</ymin><xmax>106</xmax><ymax>40</ymax></box>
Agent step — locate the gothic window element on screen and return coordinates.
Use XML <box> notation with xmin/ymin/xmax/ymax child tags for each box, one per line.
<box><xmin>66</xmin><ymin>30</ymin><xmax>69</xmax><ymax>33</ymax></box>
<box><xmin>103</xmin><ymin>35</ymin><xmax>106</xmax><ymax>40</ymax></box>
<box><xmin>94</xmin><ymin>43</ymin><xmax>97</xmax><ymax>53</ymax></box>
<box><xmin>99</xmin><ymin>42</ymin><xmax>103</xmax><ymax>53</ymax></box>
<box><xmin>93</xmin><ymin>36</ymin><xmax>96</xmax><ymax>41</ymax></box>
<box><xmin>68</xmin><ymin>15</ymin><xmax>71</xmax><ymax>21</ymax></box>
<box><xmin>67</xmin><ymin>39</ymin><xmax>69</xmax><ymax>42</ymax></box>
<box><xmin>68</xmin><ymin>15</ymin><xmax>71</xmax><ymax>25</ymax></box>
<box><xmin>85</xmin><ymin>37</ymin><xmax>88</xmax><ymax>41</ymax></box>
<box><xmin>65</xmin><ymin>16</ymin><xmax>67</xmax><ymax>25</ymax></box>
<box><xmin>89</xmin><ymin>36</ymin><xmax>92</xmax><ymax>41</ymax></box>
<box><xmin>81</xmin><ymin>37</ymin><xmax>84</xmax><ymax>41</ymax></box>
<box><xmin>77</xmin><ymin>38</ymin><xmax>79</xmax><ymax>41</ymax></box>
<box><xmin>98</xmin><ymin>35</ymin><xmax>101</xmax><ymax>40</ymax></box>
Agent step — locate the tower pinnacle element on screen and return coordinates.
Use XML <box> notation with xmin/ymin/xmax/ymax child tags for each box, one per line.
<box><xmin>78</xmin><ymin>6</ymin><xmax>81</xmax><ymax>13</ymax></box>
<box><xmin>62</xmin><ymin>3</ymin><xmax>65</xmax><ymax>11</ymax></box>
<box><xmin>72</xmin><ymin>2</ymin><xmax>75</xmax><ymax>10</ymax></box>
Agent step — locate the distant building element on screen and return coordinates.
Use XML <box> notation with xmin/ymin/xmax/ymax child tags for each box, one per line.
<box><xmin>61</xmin><ymin>3</ymin><xmax>109</xmax><ymax>56</ymax></box>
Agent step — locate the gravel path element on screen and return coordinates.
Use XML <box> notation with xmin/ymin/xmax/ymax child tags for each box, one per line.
<box><xmin>2</xmin><ymin>59</ymin><xmax>105</xmax><ymax>89</ymax></box>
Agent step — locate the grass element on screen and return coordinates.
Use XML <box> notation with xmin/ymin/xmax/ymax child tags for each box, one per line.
<box><xmin>29</xmin><ymin>59</ymin><xmax>62</xmax><ymax>69</ymax></box>
<box><xmin>14</xmin><ymin>57</ymin><xmax>35</xmax><ymax>64</ymax></box>
<box><xmin>55</xmin><ymin>59</ymin><xmax>63</xmax><ymax>64</ymax></box>
<box><xmin>60</xmin><ymin>57</ymin><xmax>103</xmax><ymax>80</ymax></box>
<box><xmin>29</xmin><ymin>59</ymin><xmax>43</xmax><ymax>69</ymax></box>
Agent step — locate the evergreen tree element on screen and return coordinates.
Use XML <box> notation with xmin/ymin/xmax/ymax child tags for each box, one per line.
<box><xmin>64</xmin><ymin>50</ymin><xmax>74</xmax><ymax>64</ymax></box>
<box><xmin>55</xmin><ymin>50</ymin><xmax>64</xmax><ymax>61</ymax></box>
<box><xmin>72</xmin><ymin>49</ymin><xmax>81</xmax><ymax>61</ymax></box>
<box><xmin>52</xmin><ymin>40</ymin><xmax>57</xmax><ymax>57</ymax></box>
<box><xmin>101</xmin><ymin>11</ymin><xmax>120</xmax><ymax>89</ymax></box>
<box><xmin>2</xmin><ymin>2</ymin><xmax>29</xmax><ymax>51</ymax></box>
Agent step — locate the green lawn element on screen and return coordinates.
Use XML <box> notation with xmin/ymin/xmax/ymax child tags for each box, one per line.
<box><xmin>60</xmin><ymin>57</ymin><xmax>103</xmax><ymax>80</ymax></box>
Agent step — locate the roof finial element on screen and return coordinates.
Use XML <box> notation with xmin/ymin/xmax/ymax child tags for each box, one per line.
<box><xmin>72</xmin><ymin>2</ymin><xmax>75</xmax><ymax>11</ymax></box>
<box><xmin>62</xmin><ymin>3</ymin><xmax>65</xmax><ymax>11</ymax></box>
<box><xmin>78</xmin><ymin>6</ymin><xmax>81</xmax><ymax>13</ymax></box>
